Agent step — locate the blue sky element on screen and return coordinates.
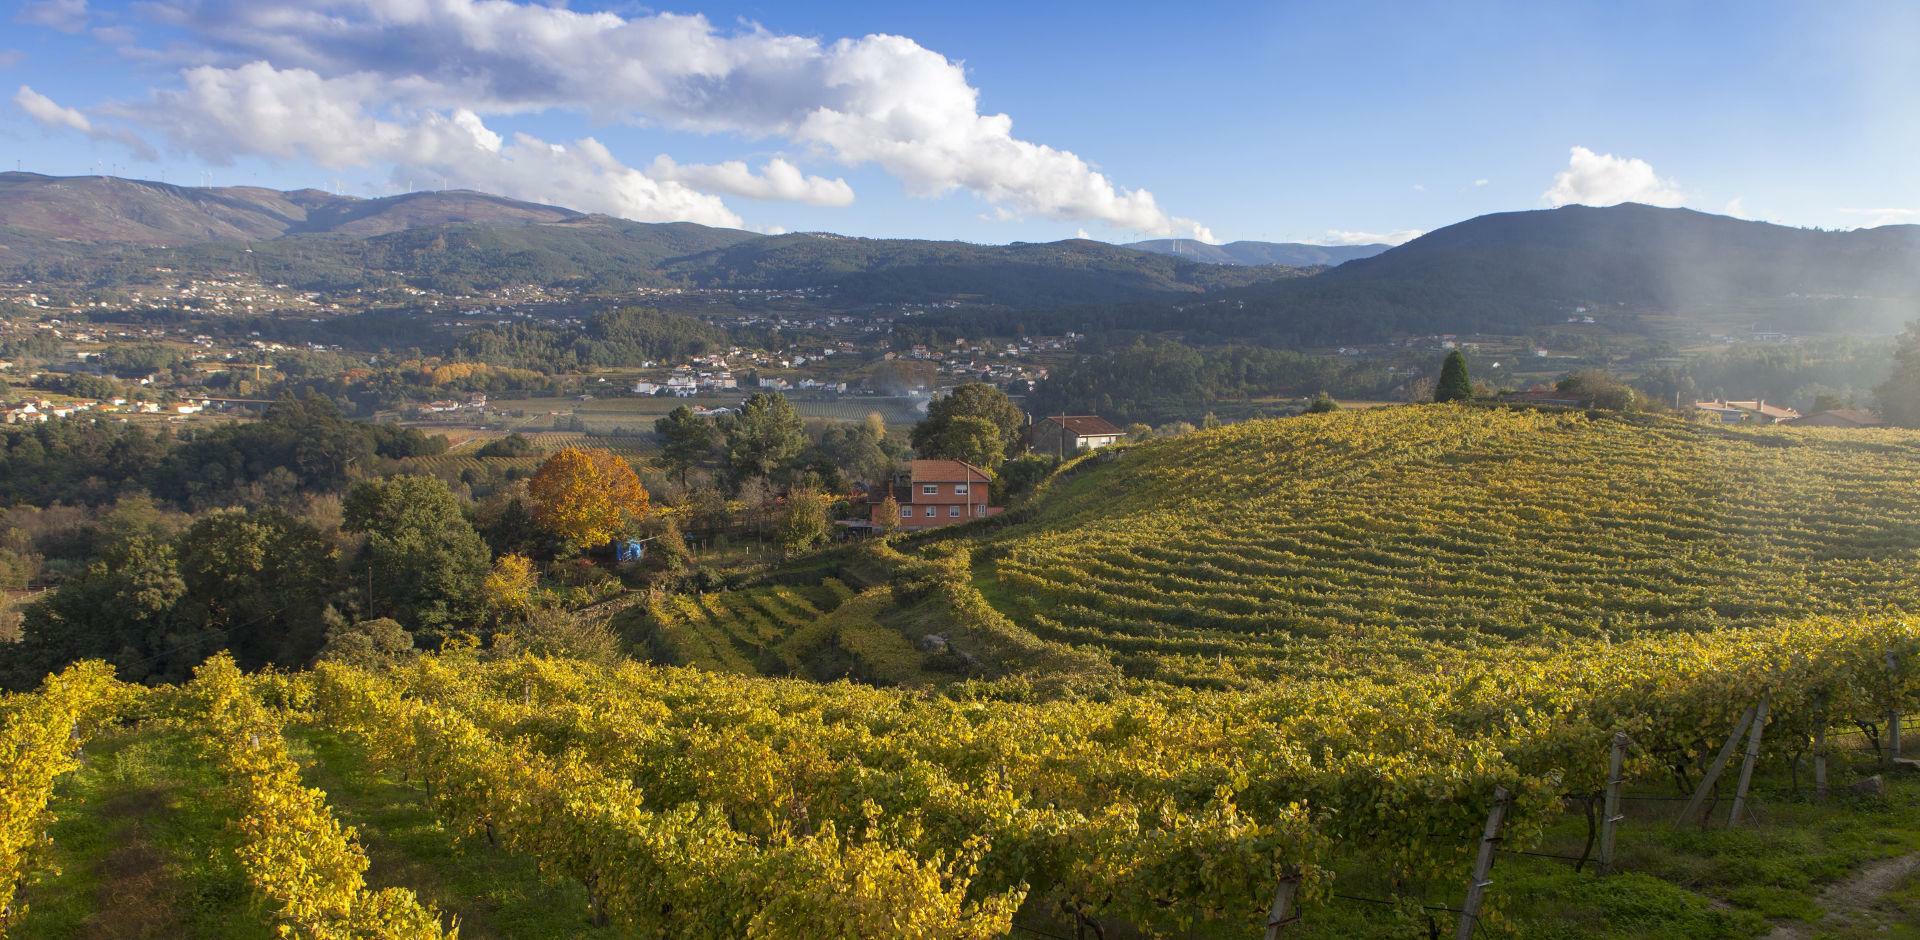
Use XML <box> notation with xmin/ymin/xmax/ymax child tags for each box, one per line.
<box><xmin>3</xmin><ymin>0</ymin><xmax>1916</xmax><ymax>244</ymax></box>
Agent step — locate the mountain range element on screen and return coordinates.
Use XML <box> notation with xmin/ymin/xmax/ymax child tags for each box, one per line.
<box><xmin>1122</xmin><ymin>238</ymin><xmax>1387</xmax><ymax>266</ymax></box>
<box><xmin>4</xmin><ymin>171</ymin><xmax>1919</xmax><ymax>340</ymax></box>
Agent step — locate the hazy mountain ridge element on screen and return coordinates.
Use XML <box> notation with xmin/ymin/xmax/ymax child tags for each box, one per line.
<box><xmin>1217</xmin><ymin>204</ymin><xmax>1920</xmax><ymax>342</ymax></box>
<box><xmin>1123</xmin><ymin>238</ymin><xmax>1388</xmax><ymax>266</ymax></box>
<box><xmin>0</xmin><ymin>172</ymin><xmax>583</xmax><ymax>245</ymax></box>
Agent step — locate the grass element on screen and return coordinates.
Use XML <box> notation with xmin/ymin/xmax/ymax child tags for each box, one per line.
<box><xmin>7</xmin><ymin>729</ymin><xmax>272</xmax><ymax>940</ymax></box>
<box><xmin>1276</xmin><ymin>761</ymin><xmax>1920</xmax><ymax>939</ymax></box>
<box><xmin>284</xmin><ymin>727</ymin><xmax>621</xmax><ymax>940</ymax></box>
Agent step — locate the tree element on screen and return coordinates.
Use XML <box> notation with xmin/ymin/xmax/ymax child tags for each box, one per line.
<box><xmin>778</xmin><ymin>489</ymin><xmax>831</xmax><ymax>557</ymax></box>
<box><xmin>476</xmin><ymin>433</ymin><xmax>538</xmax><ymax>458</ymax></box>
<box><xmin>6</xmin><ymin>534</ymin><xmax>192</xmax><ymax>688</ymax></box>
<box><xmin>317</xmin><ymin>614</ymin><xmax>416</xmax><ymax>669</ymax></box>
<box><xmin>526</xmin><ymin>448</ymin><xmax>650</xmax><ymax>549</ymax></box>
<box><xmin>1305</xmin><ymin>392</ymin><xmax>1341</xmax><ymax>413</ymax></box>
<box><xmin>173</xmin><ymin>508</ymin><xmax>340</xmax><ymax>669</ymax></box>
<box><xmin>482</xmin><ymin>553</ymin><xmax>538</xmax><ymax>623</ymax></box>
<box><xmin>654</xmin><ymin>406</ymin><xmax>718</xmax><ymax>483</ymax></box>
<box><xmin>1434</xmin><ymin>350</ymin><xmax>1473</xmax><ymax>403</ymax></box>
<box><xmin>918</xmin><ymin>414</ymin><xmax>1005</xmax><ymax>469</ymax></box>
<box><xmin>912</xmin><ymin>383</ymin><xmax>1025</xmax><ymax>457</ymax></box>
<box><xmin>1555</xmin><ymin>370</ymin><xmax>1639</xmax><ymax>411</ymax></box>
<box><xmin>719</xmin><ymin>393</ymin><xmax>807</xmax><ymax>484</ymax></box>
<box><xmin>1876</xmin><ymin>322</ymin><xmax>1920</xmax><ymax>427</ymax></box>
<box><xmin>343</xmin><ymin>475</ymin><xmax>490</xmax><ymax>637</ymax></box>
<box><xmin>995</xmin><ymin>453</ymin><xmax>1058</xmax><ymax>502</ymax></box>
<box><xmin>875</xmin><ymin>494</ymin><xmax>903</xmax><ymax>535</ymax></box>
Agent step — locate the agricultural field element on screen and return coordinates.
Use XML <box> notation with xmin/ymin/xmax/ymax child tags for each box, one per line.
<box><xmin>974</xmin><ymin>407</ymin><xmax>1920</xmax><ymax>685</ymax></box>
<box><xmin>484</xmin><ymin>393</ymin><xmax>927</xmax><ymax>434</ymax></box>
<box><xmin>14</xmin><ymin>405</ymin><xmax>1920</xmax><ymax>938</ymax></box>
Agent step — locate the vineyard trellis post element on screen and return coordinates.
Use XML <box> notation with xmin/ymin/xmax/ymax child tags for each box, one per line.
<box><xmin>1455</xmin><ymin>785</ymin><xmax>1509</xmax><ymax>940</ymax></box>
<box><xmin>1887</xmin><ymin>652</ymin><xmax>1902</xmax><ymax>767</ymax></box>
<box><xmin>1262</xmin><ymin>873</ymin><xmax>1300</xmax><ymax>939</ymax></box>
<box><xmin>1598</xmin><ymin>732</ymin><xmax>1626</xmax><ymax>874</ymax></box>
<box><xmin>1727</xmin><ymin>695</ymin><xmax>1770</xmax><ymax>827</ymax></box>
<box><xmin>1813</xmin><ymin>692</ymin><xmax>1829</xmax><ymax>802</ymax></box>
<box><xmin>1682</xmin><ymin>704</ymin><xmax>1757</xmax><ymax>826</ymax></box>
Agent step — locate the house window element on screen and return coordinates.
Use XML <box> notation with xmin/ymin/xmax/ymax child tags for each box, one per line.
<box><xmin>975</xmin><ymin>505</ymin><xmax>987</xmax><ymax>516</ymax></box>
<box><xmin>948</xmin><ymin>505</ymin><xmax>960</xmax><ymax>518</ymax></box>
<box><xmin>924</xmin><ymin>506</ymin><xmax>936</xmax><ymax>517</ymax></box>
<box><xmin>922</xmin><ymin>484</ymin><xmax>939</xmax><ymax>495</ymax></box>
<box><xmin>953</xmin><ymin>483</ymin><xmax>968</xmax><ymax>495</ymax></box>
<box><xmin>899</xmin><ymin>506</ymin><xmax>912</xmax><ymax>519</ymax></box>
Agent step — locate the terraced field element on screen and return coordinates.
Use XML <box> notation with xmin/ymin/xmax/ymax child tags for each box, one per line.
<box><xmin>977</xmin><ymin>406</ymin><xmax>1920</xmax><ymax>684</ymax></box>
<box><xmin>635</xmin><ymin>579</ymin><xmax>859</xmax><ymax>675</ymax></box>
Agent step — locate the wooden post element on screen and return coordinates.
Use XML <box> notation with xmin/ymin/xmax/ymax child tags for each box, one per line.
<box><xmin>1728</xmin><ymin>695</ymin><xmax>1770</xmax><ymax>827</ymax></box>
<box><xmin>1263</xmin><ymin>874</ymin><xmax>1301</xmax><ymax>939</ymax></box>
<box><xmin>1455</xmin><ymin>786</ymin><xmax>1509</xmax><ymax>940</ymax></box>
<box><xmin>1598</xmin><ymin>732</ymin><xmax>1627</xmax><ymax>874</ymax></box>
<box><xmin>1888</xmin><ymin>651</ymin><xmax>1902</xmax><ymax>767</ymax></box>
<box><xmin>1813</xmin><ymin>693</ymin><xmax>1829</xmax><ymax>802</ymax></box>
<box><xmin>1681</xmin><ymin>704</ymin><xmax>1757</xmax><ymax>826</ymax></box>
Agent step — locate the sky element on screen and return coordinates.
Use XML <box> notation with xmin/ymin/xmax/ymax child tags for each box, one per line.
<box><xmin>2</xmin><ymin>0</ymin><xmax>1916</xmax><ymax>245</ymax></box>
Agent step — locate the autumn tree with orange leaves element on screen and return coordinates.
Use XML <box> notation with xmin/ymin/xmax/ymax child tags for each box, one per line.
<box><xmin>526</xmin><ymin>447</ymin><xmax>650</xmax><ymax>550</ymax></box>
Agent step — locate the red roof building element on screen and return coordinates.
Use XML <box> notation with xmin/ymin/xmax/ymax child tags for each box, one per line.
<box><xmin>1028</xmin><ymin>414</ymin><xmax>1124</xmax><ymax>457</ymax></box>
<box><xmin>871</xmin><ymin>459</ymin><xmax>1002</xmax><ymax>530</ymax></box>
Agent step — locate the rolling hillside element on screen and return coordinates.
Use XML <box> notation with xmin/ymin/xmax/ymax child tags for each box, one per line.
<box><xmin>1220</xmin><ymin>204</ymin><xmax>1920</xmax><ymax>342</ymax></box>
<box><xmin>679</xmin><ymin>406</ymin><xmax>1920</xmax><ymax>689</ymax></box>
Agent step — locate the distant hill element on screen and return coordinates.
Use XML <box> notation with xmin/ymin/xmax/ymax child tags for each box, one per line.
<box><xmin>658</xmin><ymin>235</ymin><xmax>1297</xmax><ymax>306</ymax></box>
<box><xmin>0</xmin><ymin>172</ymin><xmax>1301</xmax><ymax>306</ymax></box>
<box><xmin>1123</xmin><ymin>238</ymin><xmax>1388</xmax><ymax>266</ymax></box>
<box><xmin>0</xmin><ymin>172</ymin><xmax>582</xmax><ymax>246</ymax></box>
<box><xmin>1208</xmin><ymin>204</ymin><xmax>1920</xmax><ymax>342</ymax></box>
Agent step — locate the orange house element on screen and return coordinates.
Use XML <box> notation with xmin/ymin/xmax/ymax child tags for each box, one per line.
<box><xmin>872</xmin><ymin>459</ymin><xmax>1002</xmax><ymax>530</ymax></box>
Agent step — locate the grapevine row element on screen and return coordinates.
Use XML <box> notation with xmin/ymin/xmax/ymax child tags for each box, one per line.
<box><xmin>0</xmin><ymin>660</ymin><xmax>131</xmax><ymax>931</ymax></box>
<box><xmin>306</xmin><ymin>662</ymin><xmax>1022</xmax><ymax>939</ymax></box>
<box><xmin>179</xmin><ymin>654</ymin><xmax>454</xmax><ymax>940</ymax></box>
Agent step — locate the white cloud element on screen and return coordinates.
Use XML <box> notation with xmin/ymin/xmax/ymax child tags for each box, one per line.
<box><xmin>1322</xmin><ymin>228</ymin><xmax>1423</xmax><ymax>246</ymax></box>
<box><xmin>1837</xmin><ymin>207</ymin><xmax>1919</xmax><ymax>227</ymax></box>
<box><xmin>114</xmin><ymin>2</ymin><xmax>1207</xmax><ymax>235</ymax></box>
<box><xmin>1473</xmin><ymin>178</ymin><xmax>1489</xmax><ymax>187</ymax></box>
<box><xmin>1723</xmin><ymin>197</ymin><xmax>1749</xmax><ymax>219</ymax></box>
<box><xmin>0</xmin><ymin>50</ymin><xmax>23</xmax><ymax>69</ymax></box>
<box><xmin>128</xmin><ymin>62</ymin><xmax>741</xmax><ymax>226</ymax></box>
<box><xmin>15</xmin><ymin>0</ymin><xmax>87</xmax><ymax>33</ymax></box>
<box><xmin>1074</xmin><ymin>227</ymin><xmax>1090</xmax><ymax>239</ymax></box>
<box><xmin>15</xmin><ymin>84</ymin><xmax>91</xmax><ymax>132</ymax></box>
<box><xmin>647</xmin><ymin>155</ymin><xmax>853</xmax><ymax>206</ymax></box>
<box><xmin>1543</xmin><ymin>146</ymin><xmax>1685</xmax><ymax>208</ymax></box>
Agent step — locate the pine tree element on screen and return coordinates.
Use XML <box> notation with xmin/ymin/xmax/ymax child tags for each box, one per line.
<box><xmin>1434</xmin><ymin>350</ymin><xmax>1473</xmax><ymax>403</ymax></box>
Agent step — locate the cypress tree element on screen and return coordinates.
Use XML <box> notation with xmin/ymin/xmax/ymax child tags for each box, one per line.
<box><xmin>1434</xmin><ymin>350</ymin><xmax>1473</xmax><ymax>403</ymax></box>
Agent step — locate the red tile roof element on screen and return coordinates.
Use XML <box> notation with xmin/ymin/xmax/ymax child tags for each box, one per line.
<box><xmin>1040</xmin><ymin>415</ymin><xmax>1123</xmax><ymax>436</ymax></box>
<box><xmin>908</xmin><ymin>459</ymin><xmax>992</xmax><ymax>484</ymax></box>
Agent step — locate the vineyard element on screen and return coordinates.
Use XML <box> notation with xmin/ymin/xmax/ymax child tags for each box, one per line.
<box><xmin>9</xmin><ymin>406</ymin><xmax>1920</xmax><ymax>936</ymax></box>
<box><xmin>8</xmin><ymin>617</ymin><xmax>1920</xmax><ymax>937</ymax></box>
<box><xmin>973</xmin><ymin>407</ymin><xmax>1920</xmax><ymax>684</ymax></box>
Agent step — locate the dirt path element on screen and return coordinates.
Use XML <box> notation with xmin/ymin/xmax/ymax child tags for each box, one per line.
<box><xmin>84</xmin><ymin>787</ymin><xmax>187</xmax><ymax>940</ymax></box>
<box><xmin>1763</xmin><ymin>851</ymin><xmax>1920</xmax><ymax>939</ymax></box>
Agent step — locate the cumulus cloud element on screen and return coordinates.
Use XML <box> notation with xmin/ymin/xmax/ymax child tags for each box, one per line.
<box><xmin>127</xmin><ymin>62</ymin><xmax>740</xmax><ymax>226</ymax></box>
<box><xmin>15</xmin><ymin>84</ymin><xmax>91</xmax><ymax>132</ymax></box>
<box><xmin>111</xmin><ymin>2</ymin><xmax>1206</xmax><ymax>234</ymax></box>
<box><xmin>14</xmin><ymin>84</ymin><xmax>157</xmax><ymax>159</ymax></box>
<box><xmin>15</xmin><ymin>0</ymin><xmax>87</xmax><ymax>33</ymax></box>
<box><xmin>1543</xmin><ymin>146</ymin><xmax>1685</xmax><ymax>208</ymax></box>
<box><xmin>648</xmin><ymin>155</ymin><xmax>853</xmax><ymax>206</ymax></box>
<box><xmin>1723</xmin><ymin>197</ymin><xmax>1749</xmax><ymax>219</ymax></box>
<box><xmin>1322</xmin><ymin>228</ymin><xmax>1423</xmax><ymax>246</ymax></box>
